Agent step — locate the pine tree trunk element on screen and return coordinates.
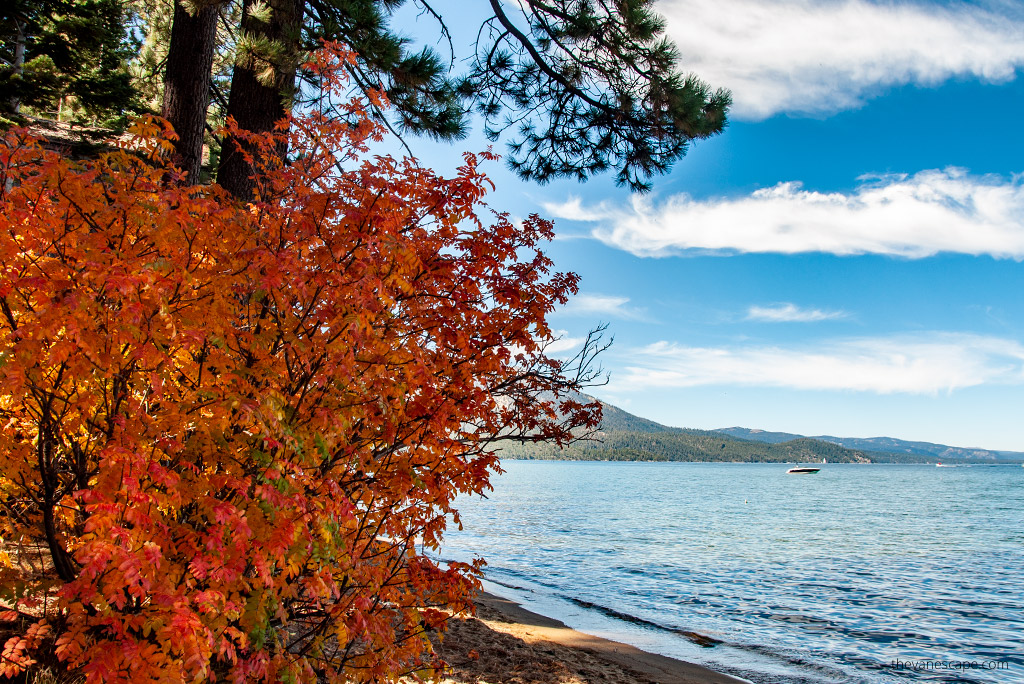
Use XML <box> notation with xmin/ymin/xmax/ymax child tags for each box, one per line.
<box><xmin>162</xmin><ymin>0</ymin><xmax>220</xmax><ymax>184</ymax></box>
<box><xmin>10</xmin><ymin>19</ymin><xmax>27</xmax><ymax>113</ymax></box>
<box><xmin>217</xmin><ymin>0</ymin><xmax>305</xmax><ymax>200</ymax></box>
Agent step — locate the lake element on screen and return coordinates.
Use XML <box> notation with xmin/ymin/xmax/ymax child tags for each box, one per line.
<box><xmin>439</xmin><ymin>461</ymin><xmax>1024</xmax><ymax>683</ymax></box>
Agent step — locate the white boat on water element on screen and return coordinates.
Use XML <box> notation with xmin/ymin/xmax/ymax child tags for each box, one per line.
<box><xmin>787</xmin><ymin>466</ymin><xmax>821</xmax><ymax>474</ymax></box>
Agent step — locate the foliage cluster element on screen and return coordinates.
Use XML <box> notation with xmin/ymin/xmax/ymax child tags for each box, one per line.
<box><xmin>0</xmin><ymin>48</ymin><xmax>599</xmax><ymax>681</ymax></box>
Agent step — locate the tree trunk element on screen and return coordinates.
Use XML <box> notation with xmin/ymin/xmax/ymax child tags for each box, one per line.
<box><xmin>10</xmin><ymin>19</ymin><xmax>27</xmax><ymax>113</ymax></box>
<box><xmin>162</xmin><ymin>0</ymin><xmax>220</xmax><ymax>184</ymax></box>
<box><xmin>217</xmin><ymin>0</ymin><xmax>305</xmax><ymax>200</ymax></box>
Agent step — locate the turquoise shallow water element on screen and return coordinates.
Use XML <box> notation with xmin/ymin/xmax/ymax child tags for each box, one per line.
<box><xmin>439</xmin><ymin>461</ymin><xmax>1024</xmax><ymax>684</ymax></box>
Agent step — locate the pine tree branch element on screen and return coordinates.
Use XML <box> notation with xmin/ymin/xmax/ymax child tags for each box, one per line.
<box><xmin>412</xmin><ymin>0</ymin><xmax>454</xmax><ymax>69</ymax></box>
<box><xmin>486</xmin><ymin>0</ymin><xmax>616</xmax><ymax>118</ymax></box>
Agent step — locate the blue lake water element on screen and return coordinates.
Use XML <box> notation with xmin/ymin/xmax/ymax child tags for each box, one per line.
<box><xmin>439</xmin><ymin>461</ymin><xmax>1024</xmax><ymax>684</ymax></box>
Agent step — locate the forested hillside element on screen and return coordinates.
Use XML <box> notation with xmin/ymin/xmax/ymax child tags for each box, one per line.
<box><xmin>500</xmin><ymin>429</ymin><xmax>876</xmax><ymax>462</ymax></box>
<box><xmin>498</xmin><ymin>397</ymin><xmax>911</xmax><ymax>462</ymax></box>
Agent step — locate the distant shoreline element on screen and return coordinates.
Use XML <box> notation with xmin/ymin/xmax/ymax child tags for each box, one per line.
<box><xmin>499</xmin><ymin>456</ymin><xmax>1024</xmax><ymax>465</ymax></box>
<box><xmin>527</xmin><ymin>397</ymin><xmax>1024</xmax><ymax>464</ymax></box>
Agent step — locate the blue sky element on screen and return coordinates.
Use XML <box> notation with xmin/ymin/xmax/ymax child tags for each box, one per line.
<box><xmin>390</xmin><ymin>0</ymin><xmax>1024</xmax><ymax>450</ymax></box>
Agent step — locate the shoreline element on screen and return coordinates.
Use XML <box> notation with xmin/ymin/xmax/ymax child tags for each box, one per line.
<box><xmin>433</xmin><ymin>591</ymin><xmax>747</xmax><ymax>684</ymax></box>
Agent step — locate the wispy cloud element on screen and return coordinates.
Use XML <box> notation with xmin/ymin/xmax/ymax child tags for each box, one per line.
<box><xmin>544</xmin><ymin>333</ymin><xmax>587</xmax><ymax>355</ymax></box>
<box><xmin>541</xmin><ymin>197</ymin><xmax>606</xmax><ymax>222</ymax></box>
<box><xmin>560</xmin><ymin>293</ymin><xmax>648</xmax><ymax>320</ymax></box>
<box><xmin>612</xmin><ymin>333</ymin><xmax>1024</xmax><ymax>394</ymax></box>
<box><xmin>660</xmin><ymin>0</ymin><xmax>1024</xmax><ymax>119</ymax></box>
<box><xmin>747</xmin><ymin>303</ymin><xmax>848</xmax><ymax>322</ymax></box>
<box><xmin>543</xmin><ymin>169</ymin><xmax>1024</xmax><ymax>258</ymax></box>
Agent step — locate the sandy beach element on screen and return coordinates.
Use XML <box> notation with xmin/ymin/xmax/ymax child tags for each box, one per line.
<box><xmin>430</xmin><ymin>593</ymin><xmax>746</xmax><ymax>684</ymax></box>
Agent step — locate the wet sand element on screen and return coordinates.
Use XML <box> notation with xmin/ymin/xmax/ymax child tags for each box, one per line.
<box><xmin>431</xmin><ymin>592</ymin><xmax>747</xmax><ymax>684</ymax></box>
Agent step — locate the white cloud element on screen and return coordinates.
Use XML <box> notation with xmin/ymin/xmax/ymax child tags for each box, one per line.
<box><xmin>544</xmin><ymin>333</ymin><xmax>587</xmax><ymax>355</ymax></box>
<box><xmin>613</xmin><ymin>333</ymin><xmax>1024</xmax><ymax>394</ymax></box>
<box><xmin>659</xmin><ymin>0</ymin><xmax>1024</xmax><ymax>119</ymax></box>
<box><xmin>544</xmin><ymin>170</ymin><xmax>1024</xmax><ymax>258</ymax></box>
<box><xmin>560</xmin><ymin>293</ymin><xmax>648</xmax><ymax>320</ymax></box>
<box><xmin>747</xmin><ymin>303</ymin><xmax>848</xmax><ymax>322</ymax></box>
<box><xmin>541</xmin><ymin>197</ymin><xmax>606</xmax><ymax>222</ymax></box>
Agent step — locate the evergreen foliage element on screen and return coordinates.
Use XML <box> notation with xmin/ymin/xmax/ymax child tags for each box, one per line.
<box><xmin>3</xmin><ymin>0</ymin><xmax>730</xmax><ymax>193</ymax></box>
<box><xmin>209</xmin><ymin>0</ymin><xmax>731</xmax><ymax>195</ymax></box>
<box><xmin>1</xmin><ymin>0</ymin><xmax>138</xmax><ymax>123</ymax></box>
<box><xmin>469</xmin><ymin>0</ymin><xmax>731</xmax><ymax>191</ymax></box>
<box><xmin>289</xmin><ymin>0</ymin><xmax>732</xmax><ymax>192</ymax></box>
<box><xmin>301</xmin><ymin>0</ymin><xmax>467</xmax><ymax>141</ymax></box>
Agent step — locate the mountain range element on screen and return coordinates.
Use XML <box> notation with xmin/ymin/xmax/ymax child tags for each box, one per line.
<box><xmin>715</xmin><ymin>427</ymin><xmax>1024</xmax><ymax>463</ymax></box>
<box><xmin>499</xmin><ymin>396</ymin><xmax>1024</xmax><ymax>464</ymax></box>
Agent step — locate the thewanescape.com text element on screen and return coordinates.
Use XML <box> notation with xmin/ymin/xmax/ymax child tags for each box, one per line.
<box><xmin>888</xmin><ymin>659</ymin><xmax>1009</xmax><ymax>672</ymax></box>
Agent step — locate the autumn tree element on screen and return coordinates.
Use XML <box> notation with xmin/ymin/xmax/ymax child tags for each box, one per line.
<box><xmin>0</xmin><ymin>46</ymin><xmax>601</xmax><ymax>682</ymax></box>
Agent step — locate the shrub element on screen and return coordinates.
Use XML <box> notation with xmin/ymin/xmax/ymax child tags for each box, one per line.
<box><xmin>0</xmin><ymin>46</ymin><xmax>599</xmax><ymax>683</ymax></box>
